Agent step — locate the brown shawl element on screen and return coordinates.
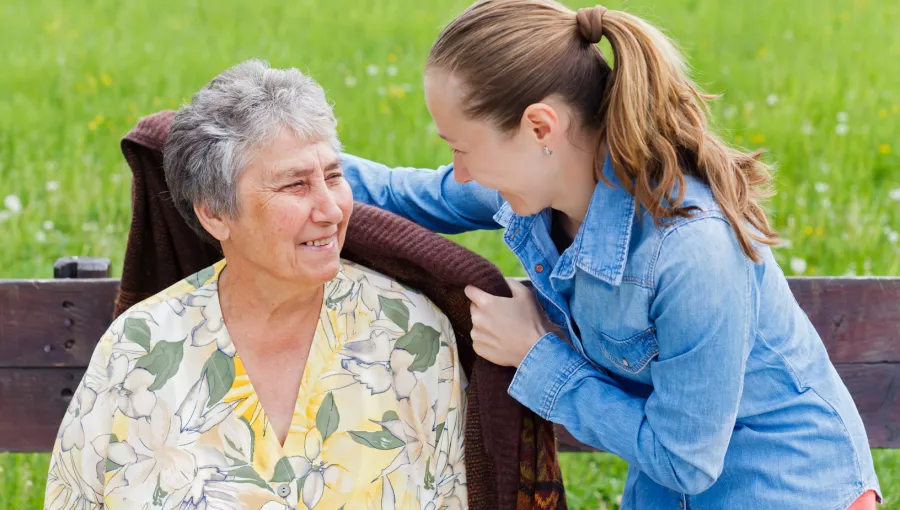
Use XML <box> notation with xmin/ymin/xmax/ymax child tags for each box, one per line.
<box><xmin>115</xmin><ymin>111</ymin><xmax>567</xmax><ymax>509</ymax></box>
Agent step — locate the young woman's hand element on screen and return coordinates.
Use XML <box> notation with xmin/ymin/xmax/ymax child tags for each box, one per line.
<box><xmin>464</xmin><ymin>279</ymin><xmax>556</xmax><ymax>367</ymax></box>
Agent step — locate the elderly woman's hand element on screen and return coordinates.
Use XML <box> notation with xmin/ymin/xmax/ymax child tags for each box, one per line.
<box><xmin>463</xmin><ymin>278</ymin><xmax>557</xmax><ymax>367</ymax></box>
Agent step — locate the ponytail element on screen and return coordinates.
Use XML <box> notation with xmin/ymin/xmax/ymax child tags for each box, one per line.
<box><xmin>578</xmin><ymin>5</ymin><xmax>777</xmax><ymax>261</ymax></box>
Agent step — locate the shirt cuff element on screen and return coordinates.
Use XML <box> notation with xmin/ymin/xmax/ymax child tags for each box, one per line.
<box><xmin>507</xmin><ymin>333</ymin><xmax>588</xmax><ymax>419</ymax></box>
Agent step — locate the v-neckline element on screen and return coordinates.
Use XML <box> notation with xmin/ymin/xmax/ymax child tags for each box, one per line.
<box><xmin>209</xmin><ymin>267</ymin><xmax>331</xmax><ymax>459</ymax></box>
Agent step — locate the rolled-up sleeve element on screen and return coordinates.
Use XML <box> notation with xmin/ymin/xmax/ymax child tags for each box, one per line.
<box><xmin>509</xmin><ymin>217</ymin><xmax>757</xmax><ymax>495</ymax></box>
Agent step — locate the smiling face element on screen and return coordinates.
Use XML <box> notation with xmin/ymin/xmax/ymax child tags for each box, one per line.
<box><xmin>199</xmin><ymin>128</ymin><xmax>353</xmax><ymax>287</ymax></box>
<box><xmin>424</xmin><ymin>69</ymin><xmax>564</xmax><ymax>216</ymax></box>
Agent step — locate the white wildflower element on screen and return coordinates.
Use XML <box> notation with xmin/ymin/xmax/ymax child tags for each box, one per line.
<box><xmin>344</xmin><ymin>76</ymin><xmax>357</xmax><ymax>87</ymax></box>
<box><xmin>888</xmin><ymin>188</ymin><xmax>900</xmax><ymax>201</ymax></box>
<box><xmin>766</xmin><ymin>94</ymin><xmax>778</xmax><ymax>106</ymax></box>
<box><xmin>724</xmin><ymin>105</ymin><xmax>738</xmax><ymax>119</ymax></box>
<box><xmin>0</xmin><ymin>211</ymin><xmax>10</xmax><ymax>223</ymax></box>
<box><xmin>790</xmin><ymin>257</ymin><xmax>807</xmax><ymax>274</ymax></box>
<box><xmin>814</xmin><ymin>182</ymin><xmax>830</xmax><ymax>193</ymax></box>
<box><xmin>366</xmin><ymin>64</ymin><xmax>379</xmax><ymax>76</ymax></box>
<box><xmin>801</xmin><ymin>120</ymin><xmax>814</xmax><ymax>135</ymax></box>
<box><xmin>42</xmin><ymin>220</ymin><xmax>54</xmax><ymax>230</ymax></box>
<box><xmin>387</xmin><ymin>65</ymin><xmax>398</xmax><ymax>77</ymax></box>
<box><xmin>837</xmin><ymin>112</ymin><xmax>849</xmax><ymax>123</ymax></box>
<box><xmin>835</xmin><ymin>124</ymin><xmax>849</xmax><ymax>136</ymax></box>
<box><xmin>35</xmin><ymin>231</ymin><xmax>47</xmax><ymax>243</ymax></box>
<box><xmin>46</xmin><ymin>180</ymin><xmax>60</xmax><ymax>191</ymax></box>
<box><xmin>4</xmin><ymin>194</ymin><xmax>22</xmax><ymax>214</ymax></box>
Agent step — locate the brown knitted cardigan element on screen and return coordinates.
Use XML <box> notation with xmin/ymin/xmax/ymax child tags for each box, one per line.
<box><xmin>115</xmin><ymin>111</ymin><xmax>567</xmax><ymax>510</ymax></box>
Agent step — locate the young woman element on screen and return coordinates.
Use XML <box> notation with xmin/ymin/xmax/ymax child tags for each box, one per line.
<box><xmin>341</xmin><ymin>1</ymin><xmax>881</xmax><ymax>508</ymax></box>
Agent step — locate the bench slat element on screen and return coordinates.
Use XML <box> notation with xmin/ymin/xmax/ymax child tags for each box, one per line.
<box><xmin>3</xmin><ymin>277</ymin><xmax>898</xmax><ymax>368</ymax></box>
<box><xmin>2</xmin><ymin>362</ymin><xmax>897</xmax><ymax>453</ymax></box>
<box><xmin>790</xmin><ymin>277</ymin><xmax>900</xmax><ymax>363</ymax></box>
<box><xmin>0</xmin><ymin>279</ymin><xmax>119</xmax><ymax>368</ymax></box>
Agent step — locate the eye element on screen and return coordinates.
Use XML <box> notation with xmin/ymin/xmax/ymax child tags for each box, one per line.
<box><xmin>450</xmin><ymin>148</ymin><xmax>463</xmax><ymax>155</ymax></box>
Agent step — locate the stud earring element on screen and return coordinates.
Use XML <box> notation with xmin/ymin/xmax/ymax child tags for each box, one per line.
<box><xmin>543</xmin><ymin>146</ymin><xmax>553</xmax><ymax>156</ymax></box>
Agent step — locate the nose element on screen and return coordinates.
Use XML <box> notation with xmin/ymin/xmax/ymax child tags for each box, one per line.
<box><xmin>310</xmin><ymin>187</ymin><xmax>344</xmax><ymax>225</ymax></box>
<box><xmin>453</xmin><ymin>161</ymin><xmax>473</xmax><ymax>184</ymax></box>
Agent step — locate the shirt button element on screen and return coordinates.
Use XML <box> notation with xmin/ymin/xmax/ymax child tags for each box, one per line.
<box><xmin>622</xmin><ymin>358</ymin><xmax>630</xmax><ymax>368</ymax></box>
<box><xmin>535</xmin><ymin>264</ymin><xmax>544</xmax><ymax>273</ymax></box>
<box><xmin>277</xmin><ymin>483</ymin><xmax>291</xmax><ymax>498</ymax></box>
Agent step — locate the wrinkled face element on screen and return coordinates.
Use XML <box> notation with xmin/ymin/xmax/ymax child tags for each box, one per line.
<box><xmin>424</xmin><ymin>69</ymin><xmax>559</xmax><ymax>216</ymax></box>
<box><xmin>216</xmin><ymin>129</ymin><xmax>352</xmax><ymax>286</ymax></box>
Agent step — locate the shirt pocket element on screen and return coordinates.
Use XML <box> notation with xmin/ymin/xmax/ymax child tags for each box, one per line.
<box><xmin>592</xmin><ymin>327</ymin><xmax>659</xmax><ymax>376</ymax></box>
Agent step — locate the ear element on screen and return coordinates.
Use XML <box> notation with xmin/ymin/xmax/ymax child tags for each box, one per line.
<box><xmin>521</xmin><ymin>102</ymin><xmax>561</xmax><ymax>147</ymax></box>
<box><xmin>194</xmin><ymin>202</ymin><xmax>231</xmax><ymax>242</ymax></box>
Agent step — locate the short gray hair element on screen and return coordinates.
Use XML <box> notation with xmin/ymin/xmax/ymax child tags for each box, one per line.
<box><xmin>163</xmin><ymin>59</ymin><xmax>341</xmax><ymax>241</ymax></box>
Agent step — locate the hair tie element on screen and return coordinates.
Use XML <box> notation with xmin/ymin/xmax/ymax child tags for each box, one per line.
<box><xmin>576</xmin><ymin>5</ymin><xmax>608</xmax><ymax>44</ymax></box>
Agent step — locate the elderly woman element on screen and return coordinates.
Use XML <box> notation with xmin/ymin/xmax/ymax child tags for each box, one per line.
<box><xmin>44</xmin><ymin>60</ymin><xmax>468</xmax><ymax>510</ymax></box>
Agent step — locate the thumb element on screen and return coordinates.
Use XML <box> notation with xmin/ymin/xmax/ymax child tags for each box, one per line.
<box><xmin>464</xmin><ymin>284</ymin><xmax>492</xmax><ymax>306</ymax></box>
<box><xmin>505</xmin><ymin>277</ymin><xmax>533</xmax><ymax>298</ymax></box>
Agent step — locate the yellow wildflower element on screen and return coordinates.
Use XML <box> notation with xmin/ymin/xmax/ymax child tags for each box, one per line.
<box><xmin>100</xmin><ymin>74</ymin><xmax>112</xmax><ymax>87</ymax></box>
<box><xmin>750</xmin><ymin>134</ymin><xmax>765</xmax><ymax>144</ymax></box>
<box><xmin>816</xmin><ymin>226</ymin><xmax>824</xmax><ymax>237</ymax></box>
<box><xmin>879</xmin><ymin>109</ymin><xmax>888</xmax><ymax>118</ymax></box>
<box><xmin>879</xmin><ymin>144</ymin><xmax>892</xmax><ymax>155</ymax></box>
<box><xmin>804</xmin><ymin>226</ymin><xmax>814</xmax><ymax>235</ymax></box>
<box><xmin>388</xmin><ymin>53</ymin><xmax>397</xmax><ymax>63</ymax></box>
<box><xmin>757</xmin><ymin>46</ymin><xmax>768</xmax><ymax>59</ymax></box>
<box><xmin>387</xmin><ymin>85</ymin><xmax>407</xmax><ymax>99</ymax></box>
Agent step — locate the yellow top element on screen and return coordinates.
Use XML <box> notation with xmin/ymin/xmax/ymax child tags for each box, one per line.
<box><xmin>45</xmin><ymin>259</ymin><xmax>468</xmax><ymax>510</ymax></box>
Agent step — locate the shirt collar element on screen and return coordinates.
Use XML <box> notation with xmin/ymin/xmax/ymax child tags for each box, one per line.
<box><xmin>495</xmin><ymin>150</ymin><xmax>636</xmax><ymax>286</ymax></box>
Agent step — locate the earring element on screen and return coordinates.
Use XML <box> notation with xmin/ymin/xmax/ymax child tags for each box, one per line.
<box><xmin>543</xmin><ymin>146</ymin><xmax>553</xmax><ymax>156</ymax></box>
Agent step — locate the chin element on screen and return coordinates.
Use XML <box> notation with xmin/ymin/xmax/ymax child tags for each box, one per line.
<box><xmin>506</xmin><ymin>199</ymin><xmax>541</xmax><ymax>217</ymax></box>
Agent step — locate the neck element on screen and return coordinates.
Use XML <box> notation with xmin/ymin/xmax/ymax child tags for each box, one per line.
<box><xmin>551</xmin><ymin>129</ymin><xmax>606</xmax><ymax>238</ymax></box>
<box><xmin>217</xmin><ymin>255</ymin><xmax>324</xmax><ymax>350</ymax></box>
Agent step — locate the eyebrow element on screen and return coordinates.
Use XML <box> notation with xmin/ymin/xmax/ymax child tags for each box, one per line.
<box><xmin>283</xmin><ymin>160</ymin><xmax>342</xmax><ymax>179</ymax></box>
<box><xmin>438</xmin><ymin>133</ymin><xmax>456</xmax><ymax>143</ymax></box>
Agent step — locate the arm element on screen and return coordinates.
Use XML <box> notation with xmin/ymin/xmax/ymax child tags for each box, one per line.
<box><xmin>340</xmin><ymin>153</ymin><xmax>504</xmax><ymax>234</ymax></box>
<box><xmin>45</xmin><ymin>333</ymin><xmax>118</xmax><ymax>510</ymax></box>
<box><xmin>508</xmin><ymin>218</ymin><xmax>756</xmax><ymax>495</ymax></box>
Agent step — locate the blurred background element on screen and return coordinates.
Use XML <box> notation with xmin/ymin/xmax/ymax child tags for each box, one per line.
<box><xmin>1</xmin><ymin>0</ymin><xmax>897</xmax><ymax>507</ymax></box>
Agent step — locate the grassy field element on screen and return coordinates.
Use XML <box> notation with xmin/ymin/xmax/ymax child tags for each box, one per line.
<box><xmin>0</xmin><ymin>0</ymin><xmax>897</xmax><ymax>508</ymax></box>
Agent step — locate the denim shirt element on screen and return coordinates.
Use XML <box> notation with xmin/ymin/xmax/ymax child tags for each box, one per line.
<box><xmin>341</xmin><ymin>153</ymin><xmax>881</xmax><ymax>509</ymax></box>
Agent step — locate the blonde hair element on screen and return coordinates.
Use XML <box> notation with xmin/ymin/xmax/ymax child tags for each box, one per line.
<box><xmin>427</xmin><ymin>0</ymin><xmax>777</xmax><ymax>261</ymax></box>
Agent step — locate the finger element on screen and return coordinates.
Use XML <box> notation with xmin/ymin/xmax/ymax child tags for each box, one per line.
<box><xmin>505</xmin><ymin>278</ymin><xmax>533</xmax><ymax>298</ymax></box>
<box><xmin>469</xmin><ymin>305</ymin><xmax>487</xmax><ymax>329</ymax></box>
<box><xmin>464</xmin><ymin>284</ymin><xmax>492</xmax><ymax>307</ymax></box>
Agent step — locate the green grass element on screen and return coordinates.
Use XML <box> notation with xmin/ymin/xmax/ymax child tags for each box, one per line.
<box><xmin>0</xmin><ymin>0</ymin><xmax>897</xmax><ymax>508</ymax></box>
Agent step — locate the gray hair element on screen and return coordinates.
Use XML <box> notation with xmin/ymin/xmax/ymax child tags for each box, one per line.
<box><xmin>163</xmin><ymin>59</ymin><xmax>341</xmax><ymax>242</ymax></box>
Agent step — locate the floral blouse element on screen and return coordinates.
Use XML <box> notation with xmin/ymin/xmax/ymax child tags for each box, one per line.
<box><xmin>44</xmin><ymin>259</ymin><xmax>468</xmax><ymax>510</ymax></box>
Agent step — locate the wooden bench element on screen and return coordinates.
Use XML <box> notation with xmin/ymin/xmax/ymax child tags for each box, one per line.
<box><xmin>1</xmin><ymin>257</ymin><xmax>898</xmax><ymax>453</ymax></box>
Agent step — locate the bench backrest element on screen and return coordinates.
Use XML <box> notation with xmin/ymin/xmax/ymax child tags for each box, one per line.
<box><xmin>1</xmin><ymin>259</ymin><xmax>898</xmax><ymax>452</ymax></box>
